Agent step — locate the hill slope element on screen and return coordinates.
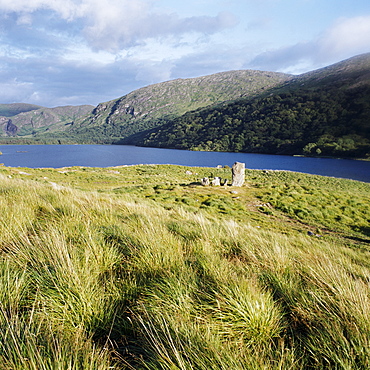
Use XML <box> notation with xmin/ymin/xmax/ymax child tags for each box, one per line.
<box><xmin>66</xmin><ymin>70</ymin><xmax>291</xmax><ymax>141</ymax></box>
<box><xmin>0</xmin><ymin>105</ymin><xmax>94</xmax><ymax>138</ymax></box>
<box><xmin>130</xmin><ymin>53</ymin><xmax>370</xmax><ymax>158</ymax></box>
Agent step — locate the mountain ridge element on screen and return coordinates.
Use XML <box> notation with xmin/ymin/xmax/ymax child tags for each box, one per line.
<box><xmin>67</xmin><ymin>69</ymin><xmax>291</xmax><ymax>141</ymax></box>
<box><xmin>127</xmin><ymin>53</ymin><xmax>370</xmax><ymax>158</ymax></box>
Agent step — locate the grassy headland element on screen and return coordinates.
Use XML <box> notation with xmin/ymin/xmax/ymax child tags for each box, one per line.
<box><xmin>0</xmin><ymin>164</ymin><xmax>369</xmax><ymax>369</ymax></box>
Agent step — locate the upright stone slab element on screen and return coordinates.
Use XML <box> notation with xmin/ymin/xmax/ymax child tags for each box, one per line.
<box><xmin>231</xmin><ymin>162</ymin><xmax>245</xmax><ymax>187</ymax></box>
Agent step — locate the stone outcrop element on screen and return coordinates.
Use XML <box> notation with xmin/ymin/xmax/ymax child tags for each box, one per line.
<box><xmin>231</xmin><ymin>162</ymin><xmax>245</xmax><ymax>186</ymax></box>
<box><xmin>5</xmin><ymin>120</ymin><xmax>18</xmax><ymax>136</ymax></box>
<box><xmin>212</xmin><ymin>177</ymin><xmax>221</xmax><ymax>186</ymax></box>
<box><xmin>201</xmin><ymin>164</ymin><xmax>245</xmax><ymax>187</ymax></box>
<box><xmin>201</xmin><ymin>177</ymin><xmax>210</xmax><ymax>186</ymax></box>
<box><xmin>1</xmin><ymin>118</ymin><xmax>18</xmax><ymax>136</ymax></box>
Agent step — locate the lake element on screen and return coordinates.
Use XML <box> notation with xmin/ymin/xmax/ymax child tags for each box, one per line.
<box><xmin>0</xmin><ymin>144</ymin><xmax>369</xmax><ymax>183</ymax></box>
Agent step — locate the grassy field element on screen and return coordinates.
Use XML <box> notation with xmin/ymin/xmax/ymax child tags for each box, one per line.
<box><xmin>0</xmin><ymin>164</ymin><xmax>369</xmax><ymax>369</ymax></box>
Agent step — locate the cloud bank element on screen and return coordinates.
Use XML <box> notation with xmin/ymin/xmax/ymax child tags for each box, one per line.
<box><xmin>0</xmin><ymin>0</ymin><xmax>237</xmax><ymax>50</ymax></box>
<box><xmin>0</xmin><ymin>0</ymin><xmax>369</xmax><ymax>107</ymax></box>
<box><xmin>249</xmin><ymin>15</ymin><xmax>370</xmax><ymax>74</ymax></box>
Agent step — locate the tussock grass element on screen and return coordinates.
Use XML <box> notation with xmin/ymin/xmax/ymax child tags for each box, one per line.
<box><xmin>0</xmin><ymin>166</ymin><xmax>369</xmax><ymax>369</ymax></box>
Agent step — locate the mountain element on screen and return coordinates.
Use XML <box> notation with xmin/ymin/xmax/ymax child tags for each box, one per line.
<box><xmin>129</xmin><ymin>53</ymin><xmax>370</xmax><ymax>158</ymax></box>
<box><xmin>65</xmin><ymin>70</ymin><xmax>291</xmax><ymax>141</ymax></box>
<box><xmin>0</xmin><ymin>103</ymin><xmax>42</xmax><ymax>117</ymax></box>
<box><xmin>2</xmin><ymin>53</ymin><xmax>370</xmax><ymax>158</ymax></box>
<box><xmin>0</xmin><ymin>105</ymin><xmax>94</xmax><ymax>138</ymax></box>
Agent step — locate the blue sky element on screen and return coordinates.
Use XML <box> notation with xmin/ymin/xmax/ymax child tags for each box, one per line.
<box><xmin>0</xmin><ymin>0</ymin><xmax>370</xmax><ymax>107</ymax></box>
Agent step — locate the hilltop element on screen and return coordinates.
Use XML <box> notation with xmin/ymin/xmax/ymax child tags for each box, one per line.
<box><xmin>0</xmin><ymin>69</ymin><xmax>290</xmax><ymax>144</ymax></box>
<box><xmin>0</xmin><ymin>103</ymin><xmax>43</xmax><ymax>117</ymax></box>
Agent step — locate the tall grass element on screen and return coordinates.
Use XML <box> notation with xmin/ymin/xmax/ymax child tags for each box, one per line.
<box><xmin>0</xmin><ymin>168</ymin><xmax>369</xmax><ymax>369</ymax></box>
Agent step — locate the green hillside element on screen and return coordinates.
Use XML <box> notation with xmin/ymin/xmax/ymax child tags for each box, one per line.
<box><xmin>0</xmin><ymin>103</ymin><xmax>42</xmax><ymax>117</ymax></box>
<box><xmin>64</xmin><ymin>70</ymin><xmax>291</xmax><ymax>141</ymax></box>
<box><xmin>0</xmin><ymin>164</ymin><xmax>369</xmax><ymax>369</ymax></box>
<box><xmin>0</xmin><ymin>105</ymin><xmax>94</xmax><ymax>139</ymax></box>
<box><xmin>131</xmin><ymin>53</ymin><xmax>370</xmax><ymax>158</ymax></box>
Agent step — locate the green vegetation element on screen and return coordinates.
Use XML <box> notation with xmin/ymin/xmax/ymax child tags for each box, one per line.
<box><xmin>0</xmin><ymin>164</ymin><xmax>369</xmax><ymax>369</ymax></box>
<box><xmin>0</xmin><ymin>103</ymin><xmax>42</xmax><ymax>117</ymax></box>
<box><xmin>132</xmin><ymin>54</ymin><xmax>370</xmax><ymax>159</ymax></box>
<box><xmin>136</xmin><ymin>87</ymin><xmax>370</xmax><ymax>158</ymax></box>
<box><xmin>0</xmin><ymin>105</ymin><xmax>94</xmax><ymax>138</ymax></box>
<box><xmin>67</xmin><ymin>70</ymin><xmax>289</xmax><ymax>142</ymax></box>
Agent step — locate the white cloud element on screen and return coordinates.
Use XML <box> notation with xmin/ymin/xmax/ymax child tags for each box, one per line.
<box><xmin>0</xmin><ymin>0</ymin><xmax>79</xmax><ymax>20</ymax></box>
<box><xmin>248</xmin><ymin>14</ymin><xmax>370</xmax><ymax>74</ymax></box>
<box><xmin>0</xmin><ymin>79</ymin><xmax>35</xmax><ymax>103</ymax></box>
<box><xmin>318</xmin><ymin>15</ymin><xmax>370</xmax><ymax>61</ymax></box>
<box><xmin>0</xmin><ymin>0</ymin><xmax>237</xmax><ymax>51</ymax></box>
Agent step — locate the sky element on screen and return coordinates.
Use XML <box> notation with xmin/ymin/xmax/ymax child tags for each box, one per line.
<box><xmin>0</xmin><ymin>0</ymin><xmax>370</xmax><ymax>108</ymax></box>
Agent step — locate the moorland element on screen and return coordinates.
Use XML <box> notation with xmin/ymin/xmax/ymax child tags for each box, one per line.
<box><xmin>0</xmin><ymin>164</ymin><xmax>369</xmax><ymax>369</ymax></box>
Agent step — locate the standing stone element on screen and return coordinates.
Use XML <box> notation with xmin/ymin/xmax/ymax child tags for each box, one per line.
<box><xmin>201</xmin><ymin>177</ymin><xmax>210</xmax><ymax>186</ymax></box>
<box><xmin>231</xmin><ymin>162</ymin><xmax>245</xmax><ymax>187</ymax></box>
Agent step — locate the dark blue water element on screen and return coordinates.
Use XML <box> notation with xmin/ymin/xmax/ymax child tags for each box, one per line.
<box><xmin>1</xmin><ymin>144</ymin><xmax>369</xmax><ymax>183</ymax></box>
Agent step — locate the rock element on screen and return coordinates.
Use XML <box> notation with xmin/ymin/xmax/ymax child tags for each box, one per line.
<box><xmin>5</xmin><ymin>120</ymin><xmax>18</xmax><ymax>136</ymax></box>
<box><xmin>256</xmin><ymin>202</ymin><xmax>272</xmax><ymax>208</ymax></box>
<box><xmin>231</xmin><ymin>162</ymin><xmax>245</xmax><ymax>187</ymax></box>
<box><xmin>186</xmin><ymin>170</ymin><xmax>193</xmax><ymax>175</ymax></box>
<box><xmin>201</xmin><ymin>177</ymin><xmax>210</xmax><ymax>186</ymax></box>
<box><xmin>212</xmin><ymin>177</ymin><xmax>221</xmax><ymax>186</ymax></box>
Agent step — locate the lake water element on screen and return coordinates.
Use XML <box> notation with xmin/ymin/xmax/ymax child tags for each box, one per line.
<box><xmin>0</xmin><ymin>144</ymin><xmax>369</xmax><ymax>183</ymax></box>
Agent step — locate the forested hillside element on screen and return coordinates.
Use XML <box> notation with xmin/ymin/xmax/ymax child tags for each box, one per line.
<box><xmin>130</xmin><ymin>53</ymin><xmax>370</xmax><ymax>158</ymax></box>
<box><xmin>65</xmin><ymin>70</ymin><xmax>290</xmax><ymax>141</ymax></box>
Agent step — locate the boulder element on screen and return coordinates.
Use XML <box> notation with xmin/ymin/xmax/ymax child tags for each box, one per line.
<box><xmin>212</xmin><ymin>177</ymin><xmax>221</xmax><ymax>186</ymax></box>
<box><xmin>231</xmin><ymin>162</ymin><xmax>245</xmax><ymax>187</ymax></box>
<box><xmin>201</xmin><ymin>177</ymin><xmax>210</xmax><ymax>186</ymax></box>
